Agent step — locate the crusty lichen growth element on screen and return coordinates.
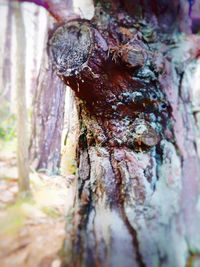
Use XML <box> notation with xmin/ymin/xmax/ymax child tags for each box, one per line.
<box><xmin>49</xmin><ymin>18</ymin><xmax>172</xmax><ymax>153</ymax></box>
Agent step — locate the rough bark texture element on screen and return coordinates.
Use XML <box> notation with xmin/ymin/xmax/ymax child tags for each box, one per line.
<box><xmin>29</xmin><ymin>20</ymin><xmax>66</xmax><ymax>174</ymax></box>
<box><xmin>48</xmin><ymin>1</ymin><xmax>200</xmax><ymax>267</ymax></box>
<box><xmin>14</xmin><ymin>1</ymin><xmax>30</xmax><ymax>193</ymax></box>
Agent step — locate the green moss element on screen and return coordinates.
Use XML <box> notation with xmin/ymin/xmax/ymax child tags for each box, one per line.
<box><xmin>42</xmin><ymin>207</ymin><xmax>61</xmax><ymax>218</ymax></box>
<box><xmin>0</xmin><ymin>198</ymin><xmax>32</xmax><ymax>236</ymax></box>
<box><xmin>0</xmin><ymin>113</ymin><xmax>16</xmax><ymax>142</ymax></box>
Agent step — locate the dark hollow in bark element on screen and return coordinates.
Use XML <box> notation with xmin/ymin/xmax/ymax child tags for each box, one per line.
<box><xmin>49</xmin><ymin>2</ymin><xmax>200</xmax><ymax>267</ymax></box>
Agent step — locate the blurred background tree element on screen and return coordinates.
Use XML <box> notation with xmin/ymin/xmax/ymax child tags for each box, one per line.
<box><xmin>14</xmin><ymin>1</ymin><xmax>30</xmax><ymax>193</ymax></box>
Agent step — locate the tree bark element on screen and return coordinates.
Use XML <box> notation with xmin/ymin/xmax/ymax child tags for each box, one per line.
<box><xmin>29</xmin><ymin>19</ymin><xmax>66</xmax><ymax>174</ymax></box>
<box><xmin>31</xmin><ymin>6</ymin><xmax>40</xmax><ymax>95</ymax></box>
<box><xmin>14</xmin><ymin>1</ymin><xmax>30</xmax><ymax>193</ymax></box>
<box><xmin>18</xmin><ymin>0</ymin><xmax>77</xmax><ymax>22</ymax></box>
<box><xmin>48</xmin><ymin>1</ymin><xmax>200</xmax><ymax>267</ymax></box>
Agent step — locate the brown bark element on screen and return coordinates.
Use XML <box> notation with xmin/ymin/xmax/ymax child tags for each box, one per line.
<box><xmin>14</xmin><ymin>1</ymin><xmax>30</xmax><ymax>193</ymax></box>
<box><xmin>48</xmin><ymin>1</ymin><xmax>200</xmax><ymax>267</ymax></box>
<box><xmin>29</xmin><ymin>20</ymin><xmax>66</xmax><ymax>174</ymax></box>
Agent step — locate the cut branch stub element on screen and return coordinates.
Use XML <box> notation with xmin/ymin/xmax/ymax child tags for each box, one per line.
<box><xmin>111</xmin><ymin>38</ymin><xmax>147</xmax><ymax>69</ymax></box>
<box><xmin>49</xmin><ymin>21</ymin><xmax>93</xmax><ymax>76</ymax></box>
<box><xmin>120</xmin><ymin>44</ymin><xmax>146</xmax><ymax>69</ymax></box>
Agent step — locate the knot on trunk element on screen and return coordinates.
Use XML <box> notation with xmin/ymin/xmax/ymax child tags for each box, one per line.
<box><xmin>48</xmin><ymin>20</ymin><xmax>172</xmax><ymax>152</ymax></box>
<box><xmin>129</xmin><ymin>118</ymin><xmax>160</xmax><ymax>149</ymax></box>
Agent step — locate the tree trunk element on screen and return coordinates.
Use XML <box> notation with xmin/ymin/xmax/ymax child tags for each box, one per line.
<box><xmin>29</xmin><ymin>19</ymin><xmax>66</xmax><ymax>174</ymax></box>
<box><xmin>48</xmin><ymin>1</ymin><xmax>200</xmax><ymax>266</ymax></box>
<box><xmin>2</xmin><ymin>0</ymin><xmax>13</xmax><ymax>102</ymax></box>
<box><xmin>31</xmin><ymin>6</ymin><xmax>40</xmax><ymax>95</ymax></box>
<box><xmin>14</xmin><ymin>1</ymin><xmax>30</xmax><ymax>193</ymax></box>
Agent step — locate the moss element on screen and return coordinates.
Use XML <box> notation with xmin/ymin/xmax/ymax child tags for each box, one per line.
<box><xmin>0</xmin><ymin>114</ymin><xmax>16</xmax><ymax>142</ymax></box>
<box><xmin>0</xmin><ymin>198</ymin><xmax>32</xmax><ymax>236</ymax></box>
<box><xmin>42</xmin><ymin>207</ymin><xmax>61</xmax><ymax>218</ymax></box>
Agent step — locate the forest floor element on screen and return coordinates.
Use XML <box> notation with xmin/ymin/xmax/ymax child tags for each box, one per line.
<box><xmin>0</xmin><ymin>143</ymin><xmax>76</xmax><ymax>267</ymax></box>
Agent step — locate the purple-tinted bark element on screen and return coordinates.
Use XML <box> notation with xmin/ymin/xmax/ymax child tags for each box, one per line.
<box><xmin>29</xmin><ymin>45</ymin><xmax>66</xmax><ymax>174</ymax></box>
<box><xmin>191</xmin><ymin>0</ymin><xmax>200</xmax><ymax>33</ymax></box>
<box><xmin>17</xmin><ymin>0</ymin><xmax>77</xmax><ymax>22</ymax></box>
<box><xmin>17</xmin><ymin>0</ymin><xmax>48</xmax><ymax>10</ymax></box>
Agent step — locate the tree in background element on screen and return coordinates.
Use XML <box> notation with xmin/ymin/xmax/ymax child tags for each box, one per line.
<box><xmin>0</xmin><ymin>0</ymin><xmax>15</xmax><ymax>143</ymax></box>
<box><xmin>29</xmin><ymin>36</ymin><xmax>66</xmax><ymax>174</ymax></box>
<box><xmin>2</xmin><ymin>0</ymin><xmax>13</xmax><ymax>102</ymax></box>
<box><xmin>31</xmin><ymin>6</ymin><xmax>40</xmax><ymax>95</ymax></box>
<box><xmin>14</xmin><ymin>1</ymin><xmax>30</xmax><ymax>193</ymax></box>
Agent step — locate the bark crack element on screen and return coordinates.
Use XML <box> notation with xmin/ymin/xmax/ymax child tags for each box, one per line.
<box><xmin>120</xmin><ymin>205</ymin><xmax>146</xmax><ymax>267</ymax></box>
